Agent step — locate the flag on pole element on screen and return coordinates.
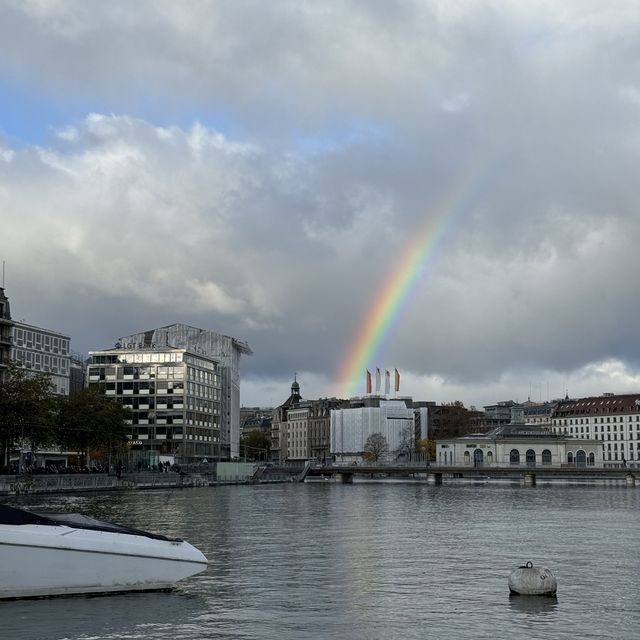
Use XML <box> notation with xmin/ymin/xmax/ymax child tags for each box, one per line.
<box><xmin>395</xmin><ymin>368</ymin><xmax>400</xmax><ymax>392</ymax></box>
<box><xmin>385</xmin><ymin>370</ymin><xmax>390</xmax><ymax>395</ymax></box>
<box><xmin>376</xmin><ymin>368</ymin><xmax>381</xmax><ymax>394</ymax></box>
<box><xmin>366</xmin><ymin>369</ymin><xmax>372</xmax><ymax>394</ymax></box>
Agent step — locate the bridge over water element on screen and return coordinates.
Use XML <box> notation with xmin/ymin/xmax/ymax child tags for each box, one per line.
<box><xmin>305</xmin><ymin>464</ymin><xmax>638</xmax><ymax>486</ymax></box>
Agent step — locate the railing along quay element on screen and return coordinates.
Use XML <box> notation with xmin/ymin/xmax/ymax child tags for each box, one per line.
<box><xmin>305</xmin><ymin>463</ymin><xmax>638</xmax><ymax>484</ymax></box>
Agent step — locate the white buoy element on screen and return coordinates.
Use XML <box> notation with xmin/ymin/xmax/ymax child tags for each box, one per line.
<box><xmin>508</xmin><ymin>561</ymin><xmax>557</xmax><ymax>596</ymax></box>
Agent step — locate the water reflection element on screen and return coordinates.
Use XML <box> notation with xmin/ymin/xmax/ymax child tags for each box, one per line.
<box><xmin>508</xmin><ymin>594</ymin><xmax>559</xmax><ymax>615</ymax></box>
<box><xmin>3</xmin><ymin>483</ymin><xmax>640</xmax><ymax>640</ymax></box>
<box><xmin>1</xmin><ymin>591</ymin><xmax>204</xmax><ymax>640</ymax></box>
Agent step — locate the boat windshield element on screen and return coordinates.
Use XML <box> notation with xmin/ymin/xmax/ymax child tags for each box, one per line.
<box><xmin>0</xmin><ymin>505</ymin><xmax>179</xmax><ymax>542</ymax></box>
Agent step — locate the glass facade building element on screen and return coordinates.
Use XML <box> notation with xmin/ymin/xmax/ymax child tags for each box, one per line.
<box><xmin>88</xmin><ymin>347</ymin><xmax>221</xmax><ymax>463</ymax></box>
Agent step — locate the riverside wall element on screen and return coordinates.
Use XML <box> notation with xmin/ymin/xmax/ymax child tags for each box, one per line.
<box><xmin>0</xmin><ymin>472</ymin><xmax>214</xmax><ymax>496</ymax></box>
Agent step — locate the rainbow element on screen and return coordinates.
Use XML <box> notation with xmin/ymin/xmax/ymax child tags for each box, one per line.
<box><xmin>336</xmin><ymin>164</ymin><xmax>487</xmax><ymax>398</ymax></box>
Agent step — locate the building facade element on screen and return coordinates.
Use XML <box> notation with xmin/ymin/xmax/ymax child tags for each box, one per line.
<box><xmin>437</xmin><ymin>425</ymin><xmax>602</xmax><ymax>468</ymax></box>
<box><xmin>330</xmin><ymin>397</ymin><xmax>420</xmax><ymax>464</ymax></box>
<box><xmin>88</xmin><ymin>346</ymin><xmax>220</xmax><ymax>465</ymax></box>
<box><xmin>551</xmin><ymin>393</ymin><xmax>640</xmax><ymax>468</ymax></box>
<box><xmin>523</xmin><ymin>401</ymin><xmax>558</xmax><ymax>428</ymax></box>
<box><xmin>0</xmin><ymin>287</ymin><xmax>12</xmax><ymax>384</ymax></box>
<box><xmin>482</xmin><ymin>401</ymin><xmax>519</xmax><ymax>429</ymax></box>
<box><xmin>117</xmin><ymin>324</ymin><xmax>252</xmax><ymax>460</ymax></box>
<box><xmin>10</xmin><ymin>320</ymin><xmax>71</xmax><ymax>395</ymax></box>
<box><xmin>270</xmin><ymin>378</ymin><xmax>349</xmax><ymax>463</ymax></box>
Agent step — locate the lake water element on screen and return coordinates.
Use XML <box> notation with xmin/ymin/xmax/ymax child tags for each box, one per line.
<box><xmin>2</xmin><ymin>480</ymin><xmax>639</xmax><ymax>640</ymax></box>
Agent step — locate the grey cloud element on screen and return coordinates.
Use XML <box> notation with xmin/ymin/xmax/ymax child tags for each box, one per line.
<box><xmin>2</xmin><ymin>1</ymin><xmax>640</xmax><ymax>404</ymax></box>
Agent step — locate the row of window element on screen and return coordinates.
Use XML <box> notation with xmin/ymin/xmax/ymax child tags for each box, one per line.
<box><xmin>555</xmin><ymin>415</ymin><xmax>640</xmax><ymax>426</ymax></box>
<box><xmin>11</xmin><ymin>348</ymin><xmax>70</xmax><ymax>375</ymax></box>
<box><xmin>13</xmin><ymin>328</ymin><xmax>69</xmax><ymax>355</ymax></box>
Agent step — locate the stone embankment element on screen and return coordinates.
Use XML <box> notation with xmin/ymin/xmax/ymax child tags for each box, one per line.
<box><xmin>0</xmin><ymin>472</ymin><xmax>211</xmax><ymax>496</ymax></box>
<box><xmin>0</xmin><ymin>462</ymin><xmax>304</xmax><ymax>496</ymax></box>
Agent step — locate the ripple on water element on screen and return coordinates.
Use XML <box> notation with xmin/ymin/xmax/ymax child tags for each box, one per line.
<box><xmin>3</xmin><ymin>482</ymin><xmax>640</xmax><ymax>640</ymax></box>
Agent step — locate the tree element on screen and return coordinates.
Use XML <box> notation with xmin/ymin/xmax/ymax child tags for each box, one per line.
<box><xmin>416</xmin><ymin>438</ymin><xmax>436</xmax><ymax>461</ymax></box>
<box><xmin>395</xmin><ymin>425</ymin><xmax>415</xmax><ymax>459</ymax></box>
<box><xmin>240</xmin><ymin>430</ymin><xmax>270</xmax><ymax>461</ymax></box>
<box><xmin>0</xmin><ymin>363</ymin><xmax>55</xmax><ymax>470</ymax></box>
<box><xmin>55</xmin><ymin>388</ymin><xmax>131</xmax><ymax>466</ymax></box>
<box><xmin>363</xmin><ymin>432</ymin><xmax>389</xmax><ymax>462</ymax></box>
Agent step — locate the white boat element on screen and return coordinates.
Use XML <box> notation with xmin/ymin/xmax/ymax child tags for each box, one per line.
<box><xmin>0</xmin><ymin>504</ymin><xmax>208</xmax><ymax>599</ymax></box>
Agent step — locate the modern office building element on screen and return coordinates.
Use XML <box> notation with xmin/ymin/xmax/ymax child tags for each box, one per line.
<box><xmin>69</xmin><ymin>351</ymin><xmax>87</xmax><ymax>395</ymax></box>
<box><xmin>10</xmin><ymin>321</ymin><xmax>71</xmax><ymax>396</ymax></box>
<box><xmin>116</xmin><ymin>324</ymin><xmax>252</xmax><ymax>460</ymax></box>
<box><xmin>551</xmin><ymin>393</ymin><xmax>640</xmax><ymax>468</ymax></box>
<box><xmin>482</xmin><ymin>401</ymin><xmax>520</xmax><ymax>429</ymax></box>
<box><xmin>0</xmin><ymin>287</ymin><xmax>71</xmax><ymax>395</ymax></box>
<box><xmin>87</xmin><ymin>346</ymin><xmax>221</xmax><ymax>465</ymax></box>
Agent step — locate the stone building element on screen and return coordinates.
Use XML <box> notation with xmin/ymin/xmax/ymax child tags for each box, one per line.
<box><xmin>271</xmin><ymin>377</ymin><xmax>348</xmax><ymax>463</ymax></box>
<box><xmin>436</xmin><ymin>424</ymin><xmax>602</xmax><ymax>468</ymax></box>
<box><xmin>551</xmin><ymin>393</ymin><xmax>640</xmax><ymax>468</ymax></box>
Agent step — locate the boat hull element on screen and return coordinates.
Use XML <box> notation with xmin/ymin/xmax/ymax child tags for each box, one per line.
<box><xmin>0</xmin><ymin>524</ymin><xmax>208</xmax><ymax>599</ymax></box>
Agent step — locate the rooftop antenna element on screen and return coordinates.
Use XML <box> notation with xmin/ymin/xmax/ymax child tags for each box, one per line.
<box><xmin>2</xmin><ymin>260</ymin><xmax>5</xmax><ymax>288</ymax></box>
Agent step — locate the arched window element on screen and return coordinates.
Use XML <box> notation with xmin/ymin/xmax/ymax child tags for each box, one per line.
<box><xmin>567</xmin><ymin>452</ymin><xmax>574</xmax><ymax>465</ymax></box>
<box><xmin>474</xmin><ymin>448</ymin><xmax>484</xmax><ymax>467</ymax></box>
<box><xmin>464</xmin><ymin>451</ymin><xmax>471</xmax><ymax>465</ymax></box>
<box><xmin>487</xmin><ymin>451</ymin><xmax>494</xmax><ymax>465</ymax></box>
<box><xmin>576</xmin><ymin>450</ymin><xmax>586</xmax><ymax>468</ymax></box>
<box><xmin>526</xmin><ymin>449</ymin><xmax>536</xmax><ymax>468</ymax></box>
<box><xmin>541</xmin><ymin>449</ymin><xmax>552</xmax><ymax>466</ymax></box>
<box><xmin>588</xmin><ymin>452</ymin><xmax>595</xmax><ymax>467</ymax></box>
<box><xmin>510</xmin><ymin>449</ymin><xmax>520</xmax><ymax>465</ymax></box>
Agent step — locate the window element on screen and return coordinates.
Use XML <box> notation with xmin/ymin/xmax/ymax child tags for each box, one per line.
<box><xmin>542</xmin><ymin>449</ymin><xmax>552</xmax><ymax>465</ymax></box>
<box><xmin>510</xmin><ymin>449</ymin><xmax>520</xmax><ymax>465</ymax></box>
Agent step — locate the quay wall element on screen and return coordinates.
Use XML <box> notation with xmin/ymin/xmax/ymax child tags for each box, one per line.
<box><xmin>0</xmin><ymin>471</ymin><xmax>218</xmax><ymax>496</ymax></box>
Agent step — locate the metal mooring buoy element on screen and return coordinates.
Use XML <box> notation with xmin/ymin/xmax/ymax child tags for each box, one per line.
<box><xmin>508</xmin><ymin>561</ymin><xmax>557</xmax><ymax>596</ymax></box>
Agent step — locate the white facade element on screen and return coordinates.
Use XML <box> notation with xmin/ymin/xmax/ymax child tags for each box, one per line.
<box><xmin>437</xmin><ymin>432</ymin><xmax>602</xmax><ymax>468</ymax></box>
<box><xmin>331</xmin><ymin>399</ymin><xmax>415</xmax><ymax>462</ymax></box>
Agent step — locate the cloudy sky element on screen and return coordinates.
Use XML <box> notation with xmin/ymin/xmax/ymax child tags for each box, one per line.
<box><xmin>2</xmin><ymin>0</ymin><xmax>640</xmax><ymax>408</ymax></box>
